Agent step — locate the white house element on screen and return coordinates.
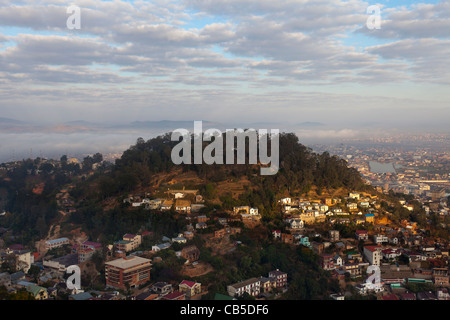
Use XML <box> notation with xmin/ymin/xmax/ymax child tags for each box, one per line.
<box><xmin>349</xmin><ymin>193</ymin><xmax>360</xmax><ymax>200</ymax></box>
<box><xmin>285</xmin><ymin>218</ymin><xmax>304</xmax><ymax>229</ymax></box>
<box><xmin>373</xmin><ymin>234</ymin><xmax>388</xmax><ymax>244</ymax></box>
<box><xmin>249</xmin><ymin>208</ymin><xmax>259</xmax><ymax>215</ymax></box>
<box><xmin>333</xmin><ymin>255</ymin><xmax>343</xmax><ymax>267</ymax></box>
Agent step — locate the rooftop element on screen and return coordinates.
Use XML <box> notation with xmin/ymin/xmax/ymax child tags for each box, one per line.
<box><xmin>105</xmin><ymin>256</ymin><xmax>151</xmax><ymax>269</ymax></box>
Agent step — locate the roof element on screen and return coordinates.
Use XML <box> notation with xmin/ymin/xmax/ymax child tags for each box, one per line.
<box><xmin>162</xmin><ymin>291</ymin><xmax>185</xmax><ymax>300</ymax></box>
<box><xmin>46</xmin><ymin>238</ymin><xmax>69</xmax><ymax>244</ymax></box>
<box><xmin>382</xmin><ymin>294</ymin><xmax>399</xmax><ymax>300</ymax></box>
<box><xmin>123</xmin><ymin>234</ymin><xmax>137</xmax><ymax>239</ymax></box>
<box><xmin>82</xmin><ymin>241</ymin><xmax>102</xmax><ymax>249</ymax></box>
<box><xmin>135</xmin><ymin>292</ymin><xmax>158</xmax><ymax>300</ymax></box>
<box><xmin>69</xmin><ymin>292</ymin><xmax>93</xmax><ymax>300</ymax></box>
<box><xmin>105</xmin><ymin>256</ymin><xmax>151</xmax><ymax>269</ymax></box>
<box><xmin>26</xmin><ymin>284</ymin><xmax>47</xmax><ymax>297</ymax></box>
<box><xmin>229</xmin><ymin>277</ymin><xmax>260</xmax><ymax>289</ymax></box>
<box><xmin>364</xmin><ymin>245</ymin><xmax>382</xmax><ymax>252</ymax></box>
<box><xmin>180</xmin><ymin>280</ymin><xmax>198</xmax><ymax>288</ymax></box>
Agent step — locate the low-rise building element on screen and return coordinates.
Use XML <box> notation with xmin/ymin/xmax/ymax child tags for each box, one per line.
<box><xmin>227</xmin><ymin>278</ymin><xmax>261</xmax><ymax>297</ymax></box>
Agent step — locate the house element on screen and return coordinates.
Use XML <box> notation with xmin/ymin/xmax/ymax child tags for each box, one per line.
<box><xmin>365</xmin><ymin>214</ymin><xmax>375</xmax><ymax>224</ymax></box>
<box><xmin>26</xmin><ymin>284</ymin><xmax>48</xmax><ymax>300</ymax></box>
<box><xmin>151</xmin><ymin>282</ymin><xmax>173</xmax><ymax>296</ymax></box>
<box><xmin>349</xmin><ymin>192</ymin><xmax>360</xmax><ymax>200</ymax></box>
<box><xmin>347</xmin><ymin>203</ymin><xmax>358</xmax><ymax>211</ymax></box>
<box><xmin>77</xmin><ymin>241</ymin><xmax>102</xmax><ymax>263</ymax></box>
<box><xmin>364</xmin><ymin>246</ymin><xmax>382</xmax><ymax>266</ymax></box>
<box><xmin>333</xmin><ymin>255</ymin><xmax>343</xmax><ymax>267</ymax></box>
<box><xmin>233</xmin><ymin>206</ymin><xmax>250</xmax><ymax>214</ymax></box>
<box><xmin>432</xmin><ymin>268</ymin><xmax>449</xmax><ymax>287</ymax></box>
<box><xmin>355</xmin><ymin>230</ymin><xmax>369</xmax><ymax>241</ymax></box>
<box><xmin>259</xmin><ymin>277</ymin><xmax>272</xmax><ymax>293</ymax></box>
<box><xmin>373</xmin><ymin>234</ymin><xmax>388</xmax><ymax>244</ymax></box>
<box><xmin>179</xmin><ymin>280</ymin><xmax>202</xmax><ymax>298</ymax></box>
<box><xmin>268</xmin><ymin>269</ymin><xmax>288</xmax><ymax>289</ymax></box>
<box><xmin>329</xmin><ymin>230</ymin><xmax>340</xmax><ymax>242</ymax></box>
<box><xmin>9</xmin><ymin>250</ymin><xmax>33</xmax><ymax>273</ymax></box>
<box><xmin>285</xmin><ymin>218</ymin><xmax>304</xmax><ymax>229</ymax></box>
<box><xmin>311</xmin><ymin>241</ymin><xmax>324</xmax><ymax>255</ymax></box>
<box><xmin>436</xmin><ymin>288</ymin><xmax>450</xmax><ymax>300</ymax></box>
<box><xmin>172</xmin><ymin>236</ymin><xmax>187</xmax><ymax>244</ymax></box>
<box><xmin>160</xmin><ymin>200</ymin><xmax>173</xmax><ymax>211</ymax></box>
<box><xmin>272</xmin><ymin>230</ymin><xmax>281</xmax><ymax>239</ymax></box>
<box><xmin>320</xmin><ymin>254</ymin><xmax>335</xmax><ymax>271</ymax></box>
<box><xmin>122</xmin><ymin>234</ymin><xmax>142</xmax><ymax>251</ymax></box>
<box><xmin>381</xmin><ymin>248</ymin><xmax>402</xmax><ymax>261</ymax></box>
<box><xmin>175</xmin><ymin>199</ymin><xmax>191</xmax><ymax>213</ymax></box>
<box><xmin>227</xmin><ymin>278</ymin><xmax>261</xmax><ymax>297</ymax></box>
<box><xmin>342</xmin><ymin>263</ymin><xmax>362</xmax><ymax>277</ymax></box>
<box><xmin>152</xmin><ymin>243</ymin><xmax>171</xmax><ymax>252</ymax></box>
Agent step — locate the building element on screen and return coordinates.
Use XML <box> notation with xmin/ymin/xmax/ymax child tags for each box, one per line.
<box><xmin>43</xmin><ymin>253</ymin><xmax>78</xmax><ymax>273</ymax></box>
<box><xmin>26</xmin><ymin>284</ymin><xmax>48</xmax><ymax>300</ymax></box>
<box><xmin>227</xmin><ymin>278</ymin><xmax>261</xmax><ymax>297</ymax></box>
<box><xmin>122</xmin><ymin>234</ymin><xmax>142</xmax><ymax>251</ymax></box>
<box><xmin>175</xmin><ymin>199</ymin><xmax>191</xmax><ymax>213</ymax></box>
<box><xmin>329</xmin><ymin>230</ymin><xmax>340</xmax><ymax>242</ymax></box>
<box><xmin>179</xmin><ymin>280</ymin><xmax>202</xmax><ymax>298</ymax></box>
<box><xmin>320</xmin><ymin>254</ymin><xmax>335</xmax><ymax>271</ymax></box>
<box><xmin>10</xmin><ymin>250</ymin><xmax>33</xmax><ymax>273</ymax></box>
<box><xmin>365</xmin><ymin>214</ymin><xmax>375</xmax><ymax>224</ymax></box>
<box><xmin>268</xmin><ymin>269</ymin><xmax>288</xmax><ymax>289</ymax></box>
<box><xmin>373</xmin><ymin>234</ymin><xmax>388</xmax><ymax>244</ymax></box>
<box><xmin>105</xmin><ymin>256</ymin><xmax>152</xmax><ymax>290</ymax></box>
<box><xmin>45</xmin><ymin>238</ymin><xmax>70</xmax><ymax>250</ymax></box>
<box><xmin>311</xmin><ymin>241</ymin><xmax>324</xmax><ymax>255</ymax></box>
<box><xmin>77</xmin><ymin>241</ymin><xmax>102</xmax><ymax>263</ymax></box>
<box><xmin>355</xmin><ymin>230</ymin><xmax>369</xmax><ymax>241</ymax></box>
<box><xmin>151</xmin><ymin>282</ymin><xmax>173</xmax><ymax>296</ymax></box>
<box><xmin>364</xmin><ymin>246</ymin><xmax>382</xmax><ymax>266</ymax></box>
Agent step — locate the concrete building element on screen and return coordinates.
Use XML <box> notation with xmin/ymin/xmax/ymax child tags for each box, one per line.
<box><xmin>105</xmin><ymin>256</ymin><xmax>152</xmax><ymax>290</ymax></box>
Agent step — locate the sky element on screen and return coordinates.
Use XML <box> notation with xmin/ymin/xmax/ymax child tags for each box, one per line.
<box><xmin>0</xmin><ymin>0</ymin><xmax>449</xmax><ymax>131</ymax></box>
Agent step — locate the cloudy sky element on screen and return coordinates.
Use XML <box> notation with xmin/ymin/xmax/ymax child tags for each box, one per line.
<box><xmin>0</xmin><ymin>0</ymin><xmax>449</xmax><ymax>130</ymax></box>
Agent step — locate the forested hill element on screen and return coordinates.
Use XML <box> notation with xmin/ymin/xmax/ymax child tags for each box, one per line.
<box><xmin>91</xmin><ymin>132</ymin><xmax>369</xmax><ymax>200</ymax></box>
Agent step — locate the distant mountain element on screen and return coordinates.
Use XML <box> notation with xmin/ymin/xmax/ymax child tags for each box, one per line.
<box><xmin>0</xmin><ymin>117</ymin><xmax>27</xmax><ymax>125</ymax></box>
<box><xmin>297</xmin><ymin>122</ymin><xmax>325</xmax><ymax>127</ymax></box>
<box><xmin>126</xmin><ymin>120</ymin><xmax>218</xmax><ymax>129</ymax></box>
